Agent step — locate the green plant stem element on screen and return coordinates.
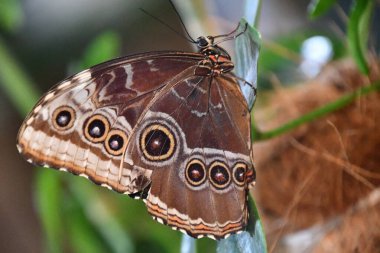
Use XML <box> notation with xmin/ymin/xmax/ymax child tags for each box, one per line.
<box><xmin>348</xmin><ymin>0</ymin><xmax>374</xmax><ymax>75</ymax></box>
<box><xmin>308</xmin><ymin>0</ymin><xmax>338</xmax><ymax>19</ymax></box>
<box><xmin>35</xmin><ymin>171</ymin><xmax>64</xmax><ymax>253</ymax></box>
<box><xmin>255</xmin><ymin>81</ymin><xmax>380</xmax><ymax>140</ymax></box>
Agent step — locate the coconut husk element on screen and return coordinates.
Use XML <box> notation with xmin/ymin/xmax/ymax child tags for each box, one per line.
<box><xmin>251</xmin><ymin>57</ymin><xmax>380</xmax><ymax>253</ymax></box>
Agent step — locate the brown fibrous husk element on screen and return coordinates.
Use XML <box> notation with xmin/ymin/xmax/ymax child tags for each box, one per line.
<box><xmin>251</xmin><ymin>57</ymin><xmax>380</xmax><ymax>253</ymax></box>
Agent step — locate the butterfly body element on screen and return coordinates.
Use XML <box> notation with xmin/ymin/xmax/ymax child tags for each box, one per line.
<box><xmin>17</xmin><ymin>25</ymin><xmax>256</xmax><ymax>239</ymax></box>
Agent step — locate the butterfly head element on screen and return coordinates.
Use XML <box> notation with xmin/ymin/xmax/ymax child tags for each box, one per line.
<box><xmin>196</xmin><ymin>36</ymin><xmax>214</xmax><ymax>49</ymax></box>
<box><xmin>194</xmin><ymin>35</ymin><xmax>234</xmax><ymax>76</ymax></box>
<box><xmin>196</xmin><ymin>35</ymin><xmax>231</xmax><ymax>59</ymax></box>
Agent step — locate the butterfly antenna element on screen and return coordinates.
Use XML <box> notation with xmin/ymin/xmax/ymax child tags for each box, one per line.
<box><xmin>214</xmin><ymin>23</ymin><xmax>248</xmax><ymax>45</ymax></box>
<box><xmin>139</xmin><ymin>8</ymin><xmax>195</xmax><ymax>43</ymax></box>
<box><xmin>212</xmin><ymin>22</ymin><xmax>241</xmax><ymax>39</ymax></box>
<box><xmin>167</xmin><ymin>0</ymin><xmax>197</xmax><ymax>43</ymax></box>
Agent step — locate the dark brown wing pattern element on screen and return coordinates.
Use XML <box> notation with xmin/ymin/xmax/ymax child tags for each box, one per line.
<box><xmin>17</xmin><ymin>52</ymin><xmax>202</xmax><ymax>193</ymax></box>
<box><xmin>122</xmin><ymin>66</ymin><xmax>254</xmax><ymax>239</ymax></box>
<box><xmin>17</xmin><ymin>51</ymin><xmax>256</xmax><ymax>240</ymax></box>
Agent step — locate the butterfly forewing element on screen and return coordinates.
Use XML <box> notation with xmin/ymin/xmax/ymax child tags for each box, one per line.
<box><xmin>17</xmin><ymin>52</ymin><xmax>202</xmax><ymax>193</ymax></box>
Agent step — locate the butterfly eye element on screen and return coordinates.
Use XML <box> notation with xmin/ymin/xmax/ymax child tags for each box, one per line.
<box><xmin>84</xmin><ymin>115</ymin><xmax>110</xmax><ymax>143</ymax></box>
<box><xmin>196</xmin><ymin>36</ymin><xmax>209</xmax><ymax>48</ymax></box>
<box><xmin>105</xmin><ymin>129</ymin><xmax>128</xmax><ymax>156</ymax></box>
<box><xmin>185</xmin><ymin>159</ymin><xmax>206</xmax><ymax>186</ymax></box>
<box><xmin>232</xmin><ymin>163</ymin><xmax>247</xmax><ymax>187</ymax></box>
<box><xmin>52</xmin><ymin>106</ymin><xmax>76</xmax><ymax>130</ymax></box>
<box><xmin>209</xmin><ymin>161</ymin><xmax>231</xmax><ymax>189</ymax></box>
<box><xmin>140</xmin><ymin>124</ymin><xmax>176</xmax><ymax>161</ymax></box>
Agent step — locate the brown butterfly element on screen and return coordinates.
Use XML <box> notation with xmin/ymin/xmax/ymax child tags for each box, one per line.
<box><xmin>17</xmin><ymin>11</ymin><xmax>256</xmax><ymax>240</ymax></box>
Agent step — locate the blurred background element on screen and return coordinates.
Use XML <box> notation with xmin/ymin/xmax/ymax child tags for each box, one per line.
<box><xmin>0</xmin><ymin>0</ymin><xmax>379</xmax><ymax>252</ymax></box>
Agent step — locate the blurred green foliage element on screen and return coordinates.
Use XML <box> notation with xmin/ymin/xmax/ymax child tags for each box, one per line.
<box><xmin>308</xmin><ymin>0</ymin><xmax>375</xmax><ymax>74</ymax></box>
<box><xmin>348</xmin><ymin>0</ymin><xmax>374</xmax><ymax>74</ymax></box>
<box><xmin>0</xmin><ymin>0</ymin><xmax>23</xmax><ymax>32</ymax></box>
<box><xmin>75</xmin><ymin>31</ymin><xmax>122</xmax><ymax>70</ymax></box>
<box><xmin>258</xmin><ymin>31</ymin><xmax>346</xmax><ymax>89</ymax></box>
<box><xmin>308</xmin><ymin>0</ymin><xmax>337</xmax><ymax>19</ymax></box>
<box><xmin>35</xmin><ymin>170</ymin><xmax>63</xmax><ymax>253</ymax></box>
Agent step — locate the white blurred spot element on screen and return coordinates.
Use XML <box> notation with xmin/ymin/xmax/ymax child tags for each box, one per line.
<box><xmin>300</xmin><ymin>36</ymin><xmax>333</xmax><ymax>78</ymax></box>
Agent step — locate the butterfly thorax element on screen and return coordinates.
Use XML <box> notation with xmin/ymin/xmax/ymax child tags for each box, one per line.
<box><xmin>194</xmin><ymin>36</ymin><xmax>234</xmax><ymax>77</ymax></box>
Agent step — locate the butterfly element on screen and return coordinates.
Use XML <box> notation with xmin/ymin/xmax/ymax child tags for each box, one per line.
<box><xmin>17</xmin><ymin>8</ymin><xmax>257</xmax><ymax>240</ymax></box>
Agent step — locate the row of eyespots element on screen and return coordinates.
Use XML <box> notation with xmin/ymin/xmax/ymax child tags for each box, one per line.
<box><xmin>52</xmin><ymin>106</ymin><xmax>127</xmax><ymax>156</ymax></box>
<box><xmin>185</xmin><ymin>159</ymin><xmax>249</xmax><ymax>189</ymax></box>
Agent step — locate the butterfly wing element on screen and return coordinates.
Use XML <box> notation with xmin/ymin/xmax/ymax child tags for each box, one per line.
<box><xmin>17</xmin><ymin>52</ymin><xmax>202</xmax><ymax>193</ymax></box>
<box><xmin>122</xmin><ymin>65</ymin><xmax>255</xmax><ymax>239</ymax></box>
<box><xmin>18</xmin><ymin>51</ymin><xmax>255</xmax><ymax>239</ymax></box>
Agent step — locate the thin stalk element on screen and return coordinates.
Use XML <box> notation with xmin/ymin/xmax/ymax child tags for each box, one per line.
<box><xmin>255</xmin><ymin>81</ymin><xmax>380</xmax><ymax>140</ymax></box>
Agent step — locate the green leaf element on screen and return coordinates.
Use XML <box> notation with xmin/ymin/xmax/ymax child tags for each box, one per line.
<box><xmin>348</xmin><ymin>0</ymin><xmax>374</xmax><ymax>75</ymax></box>
<box><xmin>308</xmin><ymin>0</ymin><xmax>337</xmax><ymax>19</ymax></box>
<box><xmin>234</xmin><ymin>19</ymin><xmax>261</xmax><ymax>110</ymax></box>
<box><xmin>216</xmin><ymin>195</ymin><xmax>267</xmax><ymax>253</ymax></box>
<box><xmin>0</xmin><ymin>0</ymin><xmax>23</xmax><ymax>32</ymax></box>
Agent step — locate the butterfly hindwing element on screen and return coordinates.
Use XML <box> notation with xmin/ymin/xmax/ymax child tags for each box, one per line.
<box><xmin>122</xmin><ymin>65</ymin><xmax>254</xmax><ymax>239</ymax></box>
